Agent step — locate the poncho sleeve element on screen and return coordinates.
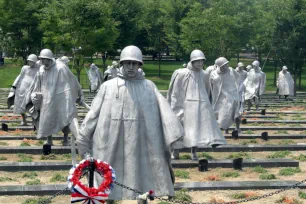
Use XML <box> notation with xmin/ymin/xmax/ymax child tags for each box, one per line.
<box><xmin>276</xmin><ymin>72</ymin><xmax>281</xmax><ymax>87</ymax></box>
<box><xmin>166</xmin><ymin>70</ymin><xmax>185</xmax><ymax>123</ymax></box>
<box><xmin>260</xmin><ymin>72</ymin><xmax>266</xmax><ymax>95</ymax></box>
<box><xmin>202</xmin><ymin>70</ymin><xmax>211</xmax><ymax>98</ymax></box>
<box><xmin>77</xmin><ymin>84</ymin><xmax>107</xmax><ymax>156</ymax></box>
<box><xmin>152</xmin><ymin>81</ymin><xmax>184</xmax><ymax>149</ymax></box>
<box><xmin>12</xmin><ymin>66</ymin><xmax>26</xmax><ymax>88</ymax></box>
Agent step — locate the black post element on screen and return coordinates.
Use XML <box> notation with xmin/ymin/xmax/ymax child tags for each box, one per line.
<box><xmin>89</xmin><ymin>159</ymin><xmax>95</xmax><ymax>187</ymax></box>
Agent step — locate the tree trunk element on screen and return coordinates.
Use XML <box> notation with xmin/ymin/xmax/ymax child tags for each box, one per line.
<box><xmin>293</xmin><ymin>62</ymin><xmax>297</xmax><ymax>96</ymax></box>
<box><xmin>273</xmin><ymin>59</ymin><xmax>278</xmax><ymax>86</ymax></box>
<box><xmin>77</xmin><ymin>70</ymin><xmax>81</xmax><ymax>83</ymax></box>
<box><xmin>237</xmin><ymin>52</ymin><xmax>240</xmax><ymax>63</ymax></box>
<box><xmin>102</xmin><ymin>57</ymin><xmax>106</xmax><ymax>73</ymax></box>
<box><xmin>298</xmin><ymin>69</ymin><xmax>302</xmax><ymax>89</ymax></box>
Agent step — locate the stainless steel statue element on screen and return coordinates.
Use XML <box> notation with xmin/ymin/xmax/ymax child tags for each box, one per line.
<box><xmin>104</xmin><ymin>61</ymin><xmax>119</xmax><ymax>81</ymax></box>
<box><xmin>235</xmin><ymin>62</ymin><xmax>248</xmax><ymax>114</ymax></box>
<box><xmin>243</xmin><ymin>60</ymin><xmax>266</xmax><ymax>111</ymax></box>
<box><xmin>77</xmin><ymin>45</ymin><xmax>184</xmax><ymax>201</ymax></box>
<box><xmin>210</xmin><ymin>57</ymin><xmax>241</xmax><ymax>134</ymax></box>
<box><xmin>167</xmin><ymin>50</ymin><xmax>226</xmax><ymax>160</ymax></box>
<box><xmin>246</xmin><ymin>65</ymin><xmax>252</xmax><ymax>73</ymax></box>
<box><xmin>21</xmin><ymin>49</ymin><xmax>83</xmax><ymax>161</ymax></box>
<box><xmin>277</xmin><ymin>66</ymin><xmax>294</xmax><ymax>99</ymax></box>
<box><xmin>88</xmin><ymin>63</ymin><xmax>103</xmax><ymax>92</ymax></box>
<box><xmin>8</xmin><ymin>54</ymin><xmax>39</xmax><ymax>126</ymax></box>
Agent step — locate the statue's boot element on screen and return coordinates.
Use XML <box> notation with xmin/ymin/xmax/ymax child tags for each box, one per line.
<box><xmin>44</xmin><ymin>135</ymin><xmax>53</xmax><ymax>146</ymax></box>
<box><xmin>191</xmin><ymin>147</ymin><xmax>198</xmax><ymax>161</ymax></box>
<box><xmin>235</xmin><ymin>117</ymin><xmax>241</xmax><ymax>134</ymax></box>
<box><xmin>20</xmin><ymin>113</ymin><xmax>28</xmax><ymax>126</ymax></box>
<box><xmin>255</xmin><ymin>104</ymin><xmax>259</xmax><ymax>111</ymax></box>
<box><xmin>171</xmin><ymin>149</ymin><xmax>180</xmax><ymax>160</ymax></box>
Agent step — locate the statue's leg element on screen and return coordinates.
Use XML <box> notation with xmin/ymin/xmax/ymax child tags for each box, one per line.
<box><xmin>68</xmin><ymin>118</ymin><xmax>80</xmax><ymax>166</ymax></box>
<box><xmin>255</xmin><ymin>97</ymin><xmax>260</xmax><ymax>111</ymax></box>
<box><xmin>247</xmin><ymin>100</ymin><xmax>251</xmax><ymax>111</ymax></box>
<box><xmin>62</xmin><ymin>126</ymin><xmax>71</xmax><ymax>146</ymax></box>
<box><xmin>285</xmin><ymin>95</ymin><xmax>288</xmax><ymax>99</ymax></box>
<box><xmin>44</xmin><ymin>135</ymin><xmax>53</xmax><ymax>146</ymax></box>
<box><xmin>191</xmin><ymin>147</ymin><xmax>198</xmax><ymax>161</ymax></box>
<box><xmin>21</xmin><ymin>113</ymin><xmax>27</xmax><ymax>126</ymax></box>
<box><xmin>235</xmin><ymin>117</ymin><xmax>241</xmax><ymax>134</ymax></box>
<box><xmin>171</xmin><ymin>149</ymin><xmax>180</xmax><ymax>160</ymax></box>
<box><xmin>225</xmin><ymin>129</ymin><xmax>229</xmax><ymax>134</ymax></box>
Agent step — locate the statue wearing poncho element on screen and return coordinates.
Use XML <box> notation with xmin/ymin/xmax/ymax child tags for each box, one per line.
<box><xmin>277</xmin><ymin>66</ymin><xmax>294</xmax><ymax>98</ymax></box>
<box><xmin>21</xmin><ymin>50</ymin><xmax>79</xmax><ymax>139</ymax></box>
<box><xmin>167</xmin><ymin>50</ymin><xmax>226</xmax><ymax>160</ymax></box>
<box><xmin>243</xmin><ymin>60</ymin><xmax>266</xmax><ymax>111</ymax></box>
<box><xmin>235</xmin><ymin>62</ymin><xmax>248</xmax><ymax>114</ymax></box>
<box><xmin>104</xmin><ymin>61</ymin><xmax>119</xmax><ymax>81</ymax></box>
<box><xmin>9</xmin><ymin>54</ymin><xmax>39</xmax><ymax>126</ymax></box>
<box><xmin>88</xmin><ymin>63</ymin><xmax>103</xmax><ymax>92</ymax></box>
<box><xmin>210</xmin><ymin>57</ymin><xmax>241</xmax><ymax>134</ymax></box>
<box><xmin>77</xmin><ymin>46</ymin><xmax>184</xmax><ymax>200</ymax></box>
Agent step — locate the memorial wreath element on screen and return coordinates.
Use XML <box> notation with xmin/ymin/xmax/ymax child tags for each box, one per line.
<box><xmin>68</xmin><ymin>159</ymin><xmax>116</xmax><ymax>203</ymax></box>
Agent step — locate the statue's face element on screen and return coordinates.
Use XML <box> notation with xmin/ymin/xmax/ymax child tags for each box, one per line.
<box><xmin>28</xmin><ymin>61</ymin><xmax>36</xmax><ymax>67</ymax></box>
<box><xmin>41</xmin><ymin>58</ymin><xmax>52</xmax><ymax>69</ymax></box>
<box><xmin>239</xmin><ymin>66</ymin><xmax>244</xmax><ymax>71</ymax></box>
<box><xmin>122</xmin><ymin>60</ymin><xmax>140</xmax><ymax>78</ymax></box>
<box><xmin>192</xmin><ymin>59</ymin><xmax>204</xmax><ymax>69</ymax></box>
<box><xmin>283</xmin><ymin>69</ymin><xmax>287</xmax><ymax>73</ymax></box>
<box><xmin>220</xmin><ymin>63</ymin><xmax>229</xmax><ymax>73</ymax></box>
<box><xmin>252</xmin><ymin>65</ymin><xmax>259</xmax><ymax>70</ymax></box>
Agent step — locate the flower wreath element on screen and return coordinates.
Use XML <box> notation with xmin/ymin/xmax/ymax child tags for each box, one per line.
<box><xmin>68</xmin><ymin>159</ymin><xmax>116</xmax><ymax>203</ymax></box>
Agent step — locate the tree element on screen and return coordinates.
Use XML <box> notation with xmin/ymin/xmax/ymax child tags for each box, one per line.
<box><xmin>180</xmin><ymin>0</ymin><xmax>256</xmax><ymax>62</ymax></box>
<box><xmin>269</xmin><ymin>0</ymin><xmax>306</xmax><ymax>92</ymax></box>
<box><xmin>160</xmin><ymin>0</ymin><xmax>195</xmax><ymax>60</ymax></box>
<box><xmin>39</xmin><ymin>0</ymin><xmax>119</xmax><ymax>82</ymax></box>
<box><xmin>0</xmin><ymin>0</ymin><xmax>44</xmax><ymax>63</ymax></box>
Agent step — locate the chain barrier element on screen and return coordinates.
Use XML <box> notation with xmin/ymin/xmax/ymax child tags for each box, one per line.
<box><xmin>40</xmin><ymin>186</ymin><xmax>69</xmax><ymax>204</ymax></box>
<box><xmin>40</xmin><ymin>174</ymin><xmax>306</xmax><ymax>204</ymax></box>
<box><xmin>114</xmin><ymin>178</ymin><xmax>306</xmax><ymax>204</ymax></box>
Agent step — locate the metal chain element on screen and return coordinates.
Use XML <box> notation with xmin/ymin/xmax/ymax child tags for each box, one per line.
<box><xmin>40</xmin><ymin>186</ymin><xmax>70</xmax><ymax>204</ymax></box>
<box><xmin>38</xmin><ymin>172</ymin><xmax>306</xmax><ymax>204</ymax></box>
<box><xmin>115</xmin><ymin>178</ymin><xmax>306</xmax><ymax>204</ymax></box>
<box><xmin>40</xmin><ymin>169</ymin><xmax>90</xmax><ymax>204</ymax></box>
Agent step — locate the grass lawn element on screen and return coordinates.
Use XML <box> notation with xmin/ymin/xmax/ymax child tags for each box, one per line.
<box><xmin>0</xmin><ymin>57</ymin><xmax>305</xmax><ymax>91</ymax></box>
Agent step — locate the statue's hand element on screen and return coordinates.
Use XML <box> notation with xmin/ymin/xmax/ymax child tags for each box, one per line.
<box><xmin>31</xmin><ymin>92</ymin><xmax>42</xmax><ymax>110</ymax></box>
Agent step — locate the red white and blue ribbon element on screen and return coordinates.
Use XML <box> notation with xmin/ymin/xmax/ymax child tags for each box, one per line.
<box><xmin>71</xmin><ymin>184</ymin><xmax>109</xmax><ymax>204</ymax></box>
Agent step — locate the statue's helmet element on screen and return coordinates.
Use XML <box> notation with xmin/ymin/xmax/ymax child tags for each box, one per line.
<box><xmin>190</xmin><ymin>50</ymin><xmax>206</xmax><ymax>62</ymax></box>
<box><xmin>61</xmin><ymin>56</ymin><xmax>70</xmax><ymax>64</ymax></box>
<box><xmin>237</xmin><ymin>62</ymin><xmax>244</xmax><ymax>68</ymax></box>
<box><xmin>215</xmin><ymin>57</ymin><xmax>229</xmax><ymax>68</ymax></box>
<box><xmin>120</xmin><ymin>45</ymin><xmax>143</xmax><ymax>65</ymax></box>
<box><xmin>112</xmin><ymin>61</ymin><xmax>118</xmax><ymax>66</ymax></box>
<box><xmin>282</xmin><ymin>66</ymin><xmax>288</xmax><ymax>70</ymax></box>
<box><xmin>246</xmin><ymin>65</ymin><xmax>252</xmax><ymax>71</ymax></box>
<box><xmin>27</xmin><ymin>54</ymin><xmax>38</xmax><ymax>63</ymax></box>
<box><xmin>252</xmin><ymin>60</ymin><xmax>260</xmax><ymax>67</ymax></box>
<box><xmin>39</xmin><ymin>49</ymin><xmax>53</xmax><ymax>59</ymax></box>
